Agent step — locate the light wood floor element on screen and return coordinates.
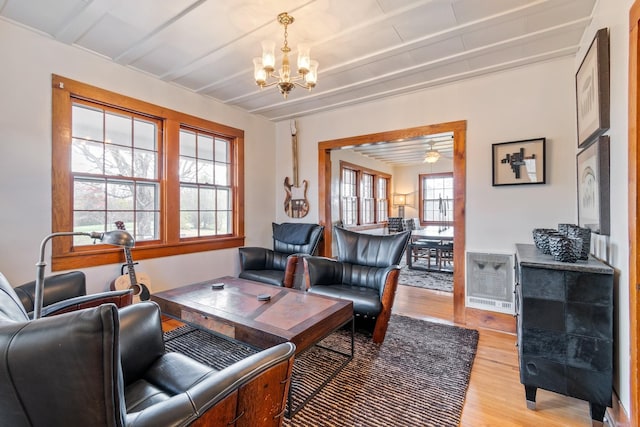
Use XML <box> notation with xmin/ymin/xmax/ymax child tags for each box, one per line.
<box><xmin>161</xmin><ymin>284</ymin><xmax>595</xmax><ymax>426</ymax></box>
<box><xmin>393</xmin><ymin>284</ymin><xmax>595</xmax><ymax>426</ymax></box>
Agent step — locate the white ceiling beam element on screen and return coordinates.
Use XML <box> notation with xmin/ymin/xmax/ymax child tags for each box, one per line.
<box><xmin>113</xmin><ymin>0</ymin><xmax>208</xmax><ymax>65</ymax></box>
<box><xmin>54</xmin><ymin>0</ymin><xmax>121</xmax><ymax>44</ymax></box>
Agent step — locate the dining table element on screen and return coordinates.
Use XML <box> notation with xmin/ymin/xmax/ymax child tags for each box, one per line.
<box><xmin>406</xmin><ymin>225</ymin><xmax>454</xmax><ymax>272</ymax></box>
<box><xmin>410</xmin><ymin>225</ymin><xmax>454</xmax><ymax>242</ymax></box>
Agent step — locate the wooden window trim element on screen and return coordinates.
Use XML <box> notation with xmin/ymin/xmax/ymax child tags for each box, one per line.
<box><xmin>51</xmin><ymin>75</ymin><xmax>244</xmax><ymax>271</ymax></box>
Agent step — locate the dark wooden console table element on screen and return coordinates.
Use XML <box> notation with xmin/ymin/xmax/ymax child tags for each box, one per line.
<box><xmin>515</xmin><ymin>244</ymin><xmax>613</xmax><ymax>426</ymax></box>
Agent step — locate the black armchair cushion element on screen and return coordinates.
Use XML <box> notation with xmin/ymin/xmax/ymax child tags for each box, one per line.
<box><xmin>308</xmin><ymin>283</ymin><xmax>382</xmax><ymax>316</ymax></box>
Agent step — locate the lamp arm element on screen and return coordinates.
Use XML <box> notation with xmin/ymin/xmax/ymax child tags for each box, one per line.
<box><xmin>33</xmin><ymin>231</ymin><xmax>93</xmax><ymax>319</ymax></box>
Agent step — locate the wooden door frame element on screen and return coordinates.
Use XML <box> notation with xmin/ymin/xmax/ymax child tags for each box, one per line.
<box><xmin>317</xmin><ymin>120</ymin><xmax>467</xmax><ymax>324</ymax></box>
<box><xmin>629</xmin><ymin>3</ymin><xmax>640</xmax><ymax>424</ymax></box>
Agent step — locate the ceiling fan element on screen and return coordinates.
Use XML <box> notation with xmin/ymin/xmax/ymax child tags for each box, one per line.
<box><xmin>423</xmin><ymin>140</ymin><xmax>441</xmax><ymax>163</ymax></box>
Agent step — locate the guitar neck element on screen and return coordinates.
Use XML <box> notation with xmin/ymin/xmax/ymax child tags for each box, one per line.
<box><xmin>292</xmin><ymin>133</ymin><xmax>299</xmax><ymax>186</ymax></box>
<box><xmin>123</xmin><ymin>248</ymin><xmax>138</xmax><ymax>286</ymax></box>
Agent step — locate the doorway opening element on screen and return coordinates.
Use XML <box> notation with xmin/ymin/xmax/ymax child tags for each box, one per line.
<box><xmin>317</xmin><ymin>121</ymin><xmax>467</xmax><ymax>324</ymax></box>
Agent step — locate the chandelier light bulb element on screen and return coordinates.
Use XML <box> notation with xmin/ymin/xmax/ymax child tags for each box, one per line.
<box><xmin>261</xmin><ymin>40</ymin><xmax>276</xmax><ymax>71</ymax></box>
<box><xmin>253</xmin><ymin>58</ymin><xmax>267</xmax><ymax>86</ymax></box>
<box><xmin>297</xmin><ymin>43</ymin><xmax>311</xmax><ymax>73</ymax></box>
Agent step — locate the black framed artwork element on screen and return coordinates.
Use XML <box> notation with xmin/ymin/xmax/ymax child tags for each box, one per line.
<box><xmin>492</xmin><ymin>138</ymin><xmax>546</xmax><ymax>186</ymax></box>
<box><xmin>576</xmin><ymin>135</ymin><xmax>610</xmax><ymax>235</ymax></box>
<box><xmin>575</xmin><ymin>28</ymin><xmax>610</xmax><ymax>148</ymax></box>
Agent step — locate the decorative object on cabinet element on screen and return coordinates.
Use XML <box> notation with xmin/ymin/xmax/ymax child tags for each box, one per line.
<box><xmin>567</xmin><ymin>224</ymin><xmax>591</xmax><ymax>260</ymax></box>
<box><xmin>492</xmin><ymin>138</ymin><xmax>546</xmax><ymax>186</ymax></box>
<box><xmin>576</xmin><ymin>28</ymin><xmax>610</xmax><ymax>148</ymax></box>
<box><xmin>515</xmin><ymin>244</ymin><xmax>613</xmax><ymax>425</ymax></box>
<box><xmin>547</xmin><ymin>235</ymin><xmax>577</xmax><ymax>263</ymax></box>
<box><xmin>577</xmin><ymin>135</ymin><xmax>610</xmax><ymax>235</ymax></box>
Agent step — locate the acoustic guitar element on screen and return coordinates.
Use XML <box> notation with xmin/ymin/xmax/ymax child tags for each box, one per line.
<box><xmin>284</xmin><ymin>120</ymin><xmax>310</xmax><ymax>218</ymax></box>
<box><xmin>110</xmin><ymin>221</ymin><xmax>151</xmax><ymax>303</ymax></box>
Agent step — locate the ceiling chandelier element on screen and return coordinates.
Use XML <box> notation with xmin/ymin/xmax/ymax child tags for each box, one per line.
<box><xmin>253</xmin><ymin>12</ymin><xmax>319</xmax><ymax>99</ymax></box>
<box><xmin>423</xmin><ymin>142</ymin><xmax>441</xmax><ymax>163</ymax></box>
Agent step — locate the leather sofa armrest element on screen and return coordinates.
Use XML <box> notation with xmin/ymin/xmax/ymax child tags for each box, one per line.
<box><xmin>126</xmin><ymin>342</ymin><xmax>296</xmax><ymax>427</ymax></box>
<box><xmin>118</xmin><ymin>301</ymin><xmax>166</xmax><ymax>384</ymax></box>
<box><xmin>40</xmin><ymin>289</ymin><xmax>133</xmax><ymax>317</ymax></box>
<box><xmin>238</xmin><ymin>247</ymin><xmax>273</xmax><ymax>271</ymax></box>
<box><xmin>303</xmin><ymin>256</ymin><xmax>343</xmax><ymax>289</ymax></box>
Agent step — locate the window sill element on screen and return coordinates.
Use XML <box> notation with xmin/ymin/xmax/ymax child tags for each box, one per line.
<box><xmin>52</xmin><ymin>236</ymin><xmax>245</xmax><ymax>271</ymax></box>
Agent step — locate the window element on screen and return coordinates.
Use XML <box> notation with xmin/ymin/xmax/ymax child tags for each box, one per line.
<box><xmin>341</xmin><ymin>168</ymin><xmax>358</xmax><ymax>226</ymax></box>
<box><xmin>52</xmin><ymin>75</ymin><xmax>244</xmax><ymax>270</ymax></box>
<box><xmin>339</xmin><ymin>161</ymin><xmax>390</xmax><ymax>226</ymax></box>
<box><xmin>419</xmin><ymin>173</ymin><xmax>454</xmax><ymax>226</ymax></box>
<box><xmin>179</xmin><ymin>128</ymin><xmax>232</xmax><ymax>238</ymax></box>
<box><xmin>361</xmin><ymin>173</ymin><xmax>374</xmax><ymax>224</ymax></box>
<box><xmin>376</xmin><ymin>177</ymin><xmax>389</xmax><ymax>222</ymax></box>
<box><xmin>71</xmin><ymin>101</ymin><xmax>161</xmax><ymax>245</ymax></box>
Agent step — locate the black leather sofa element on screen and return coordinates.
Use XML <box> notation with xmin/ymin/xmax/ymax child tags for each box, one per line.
<box><xmin>303</xmin><ymin>227</ymin><xmax>411</xmax><ymax>343</ymax></box>
<box><xmin>239</xmin><ymin>222</ymin><xmax>324</xmax><ymax>287</ymax></box>
<box><xmin>0</xmin><ymin>272</ymin><xmax>296</xmax><ymax>427</ymax></box>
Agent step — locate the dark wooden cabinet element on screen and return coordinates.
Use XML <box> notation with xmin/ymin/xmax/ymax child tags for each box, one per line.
<box><xmin>515</xmin><ymin>244</ymin><xmax>613</xmax><ymax>425</ymax></box>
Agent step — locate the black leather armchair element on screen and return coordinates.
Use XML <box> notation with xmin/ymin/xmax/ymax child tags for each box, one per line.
<box><xmin>0</xmin><ymin>272</ymin><xmax>296</xmax><ymax>427</ymax></box>
<box><xmin>239</xmin><ymin>222</ymin><xmax>324</xmax><ymax>287</ymax></box>
<box><xmin>14</xmin><ymin>270</ymin><xmax>132</xmax><ymax>317</ymax></box>
<box><xmin>303</xmin><ymin>227</ymin><xmax>411</xmax><ymax>343</ymax></box>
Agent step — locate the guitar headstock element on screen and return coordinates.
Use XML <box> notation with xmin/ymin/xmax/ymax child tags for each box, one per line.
<box><xmin>115</xmin><ymin>221</ymin><xmax>126</xmax><ymax>231</ymax></box>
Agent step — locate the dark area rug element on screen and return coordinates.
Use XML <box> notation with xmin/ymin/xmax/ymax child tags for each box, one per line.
<box><xmin>398</xmin><ymin>259</ymin><xmax>454</xmax><ymax>292</ymax></box>
<box><xmin>164</xmin><ymin>315</ymin><xmax>478</xmax><ymax>427</ymax></box>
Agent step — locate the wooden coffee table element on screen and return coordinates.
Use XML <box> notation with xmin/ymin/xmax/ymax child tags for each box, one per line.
<box><xmin>152</xmin><ymin>276</ymin><xmax>354</xmax><ymax>417</ymax></box>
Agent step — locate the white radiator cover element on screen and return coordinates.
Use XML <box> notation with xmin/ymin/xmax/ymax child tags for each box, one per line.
<box><xmin>465</xmin><ymin>252</ymin><xmax>515</xmax><ymax>315</ymax></box>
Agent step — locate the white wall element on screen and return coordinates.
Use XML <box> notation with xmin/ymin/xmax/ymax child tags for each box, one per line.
<box><xmin>0</xmin><ymin>20</ymin><xmax>277</xmax><ymax>293</ymax></box>
<box><xmin>576</xmin><ymin>0</ymin><xmax>633</xmax><ymax>416</ymax></box>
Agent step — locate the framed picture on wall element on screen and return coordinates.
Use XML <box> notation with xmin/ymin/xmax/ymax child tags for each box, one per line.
<box><xmin>575</xmin><ymin>28</ymin><xmax>610</xmax><ymax>148</ymax></box>
<box><xmin>492</xmin><ymin>138</ymin><xmax>546</xmax><ymax>186</ymax></box>
<box><xmin>577</xmin><ymin>135</ymin><xmax>610</xmax><ymax>235</ymax></box>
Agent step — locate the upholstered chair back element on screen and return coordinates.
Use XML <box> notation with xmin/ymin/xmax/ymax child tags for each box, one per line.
<box><xmin>334</xmin><ymin>227</ymin><xmax>410</xmax><ymax>291</ymax></box>
<box><xmin>270</xmin><ymin>222</ymin><xmax>324</xmax><ymax>270</ymax></box>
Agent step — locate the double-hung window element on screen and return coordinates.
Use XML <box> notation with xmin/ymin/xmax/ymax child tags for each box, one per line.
<box><xmin>52</xmin><ymin>75</ymin><xmax>244</xmax><ymax>270</ymax></box>
<box><xmin>339</xmin><ymin>161</ymin><xmax>390</xmax><ymax>227</ymax></box>
<box><xmin>419</xmin><ymin>173</ymin><xmax>454</xmax><ymax>226</ymax></box>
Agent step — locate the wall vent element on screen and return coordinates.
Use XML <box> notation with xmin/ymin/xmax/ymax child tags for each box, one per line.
<box><xmin>466</xmin><ymin>252</ymin><xmax>515</xmax><ymax>315</ymax></box>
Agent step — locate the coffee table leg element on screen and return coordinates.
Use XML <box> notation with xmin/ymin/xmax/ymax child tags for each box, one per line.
<box><xmin>286</xmin><ymin>316</ymin><xmax>355</xmax><ymax>418</ymax></box>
